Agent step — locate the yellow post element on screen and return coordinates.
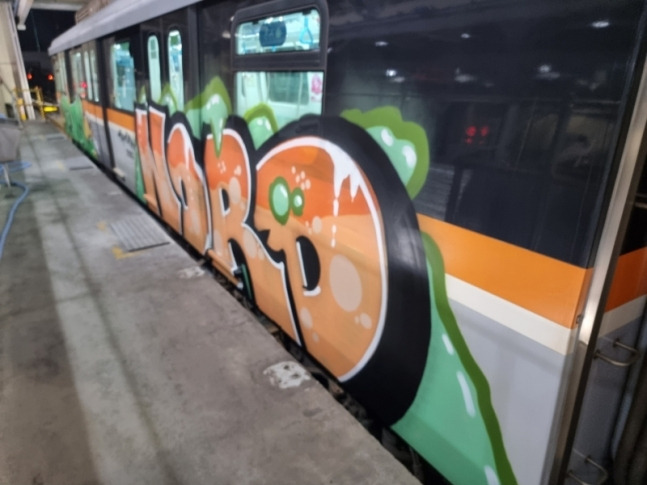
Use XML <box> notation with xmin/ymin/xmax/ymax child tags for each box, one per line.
<box><xmin>13</xmin><ymin>88</ymin><xmax>30</xmax><ymax>120</ymax></box>
<box><xmin>32</xmin><ymin>87</ymin><xmax>44</xmax><ymax>119</ymax></box>
<box><xmin>15</xmin><ymin>96</ymin><xmax>25</xmax><ymax>120</ymax></box>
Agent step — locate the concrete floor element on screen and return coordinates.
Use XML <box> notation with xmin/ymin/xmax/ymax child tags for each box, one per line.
<box><xmin>0</xmin><ymin>121</ymin><xmax>418</xmax><ymax>485</ymax></box>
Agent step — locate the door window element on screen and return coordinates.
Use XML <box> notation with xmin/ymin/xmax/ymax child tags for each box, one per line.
<box><xmin>168</xmin><ymin>30</ymin><xmax>184</xmax><ymax>109</ymax></box>
<box><xmin>148</xmin><ymin>35</ymin><xmax>162</xmax><ymax>102</ymax></box>
<box><xmin>110</xmin><ymin>40</ymin><xmax>136</xmax><ymax>110</ymax></box>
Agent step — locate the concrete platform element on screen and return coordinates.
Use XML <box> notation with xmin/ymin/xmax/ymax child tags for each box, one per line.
<box><xmin>0</xmin><ymin>121</ymin><xmax>418</xmax><ymax>485</ymax></box>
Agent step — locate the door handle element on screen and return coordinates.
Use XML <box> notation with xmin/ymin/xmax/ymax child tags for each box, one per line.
<box><xmin>594</xmin><ymin>339</ymin><xmax>641</xmax><ymax>367</ymax></box>
<box><xmin>567</xmin><ymin>456</ymin><xmax>609</xmax><ymax>485</ymax></box>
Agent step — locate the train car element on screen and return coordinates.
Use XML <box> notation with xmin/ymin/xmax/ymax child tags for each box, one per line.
<box><xmin>49</xmin><ymin>0</ymin><xmax>647</xmax><ymax>483</ymax></box>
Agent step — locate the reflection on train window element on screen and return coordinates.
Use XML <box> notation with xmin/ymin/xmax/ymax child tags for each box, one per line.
<box><xmin>552</xmin><ymin>114</ymin><xmax>614</xmax><ymax>180</ymax></box>
<box><xmin>268</xmin><ymin>72</ymin><xmax>310</xmax><ymax>104</ymax></box>
<box><xmin>54</xmin><ymin>53</ymin><xmax>68</xmax><ymax>96</ymax></box>
<box><xmin>323</xmin><ymin>0</ymin><xmax>642</xmax><ymax>267</ymax></box>
<box><xmin>167</xmin><ymin>30</ymin><xmax>184</xmax><ymax>109</ymax></box>
<box><xmin>53</xmin><ymin>57</ymin><xmax>60</xmax><ymax>93</ymax></box>
<box><xmin>235</xmin><ymin>71</ymin><xmax>323</xmax><ymax>128</ymax></box>
<box><xmin>90</xmin><ymin>49</ymin><xmax>99</xmax><ymax>102</ymax></box>
<box><xmin>71</xmin><ymin>51</ymin><xmax>87</xmax><ymax>99</ymax></box>
<box><xmin>110</xmin><ymin>41</ymin><xmax>136</xmax><ymax>111</ymax></box>
<box><xmin>147</xmin><ymin>35</ymin><xmax>162</xmax><ymax>102</ymax></box>
<box><xmin>235</xmin><ymin>9</ymin><xmax>320</xmax><ymax>55</ymax></box>
<box><xmin>83</xmin><ymin>51</ymin><xmax>94</xmax><ymax>102</ymax></box>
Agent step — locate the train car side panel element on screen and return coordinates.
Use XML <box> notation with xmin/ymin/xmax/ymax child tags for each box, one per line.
<box><xmin>49</xmin><ymin>0</ymin><xmax>647</xmax><ymax>484</ymax></box>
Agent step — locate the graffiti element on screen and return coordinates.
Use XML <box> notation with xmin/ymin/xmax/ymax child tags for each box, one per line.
<box><xmin>394</xmin><ymin>233</ymin><xmax>516</xmax><ymax>485</ymax></box>
<box><xmin>136</xmin><ymin>100</ymin><xmax>431</xmax><ymax>417</ymax></box>
<box><xmin>136</xmin><ymin>104</ymin><xmax>181</xmax><ymax>231</ymax></box>
<box><xmin>60</xmin><ymin>95</ymin><xmax>97</xmax><ymax>157</ymax></box>
<box><xmin>129</xmin><ymin>79</ymin><xmax>516</xmax><ymax>485</ymax></box>
<box><xmin>117</xmin><ymin>130</ymin><xmax>136</xmax><ymax>159</ymax></box>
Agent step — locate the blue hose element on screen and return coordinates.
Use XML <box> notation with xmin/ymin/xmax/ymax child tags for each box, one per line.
<box><xmin>0</xmin><ymin>161</ymin><xmax>31</xmax><ymax>262</ymax></box>
<box><xmin>6</xmin><ymin>161</ymin><xmax>31</xmax><ymax>173</ymax></box>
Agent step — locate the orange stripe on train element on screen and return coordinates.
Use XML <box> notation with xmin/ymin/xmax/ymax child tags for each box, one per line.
<box><xmin>606</xmin><ymin>247</ymin><xmax>647</xmax><ymax>311</ymax></box>
<box><xmin>418</xmin><ymin>215</ymin><xmax>591</xmax><ymax>328</ymax></box>
<box><xmin>107</xmin><ymin>108</ymin><xmax>135</xmax><ymax>131</ymax></box>
<box><xmin>81</xmin><ymin>99</ymin><xmax>103</xmax><ymax>119</ymax></box>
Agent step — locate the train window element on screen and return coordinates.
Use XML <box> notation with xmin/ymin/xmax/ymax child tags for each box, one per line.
<box><xmin>268</xmin><ymin>71</ymin><xmax>309</xmax><ymax>104</ymax></box>
<box><xmin>232</xmin><ymin>2</ymin><xmax>327</xmax><ymax>134</ymax></box>
<box><xmin>235</xmin><ymin>71</ymin><xmax>323</xmax><ymax>128</ymax></box>
<box><xmin>89</xmin><ymin>49</ymin><xmax>99</xmax><ymax>103</ymax></box>
<box><xmin>235</xmin><ymin>9</ymin><xmax>320</xmax><ymax>55</ymax></box>
<box><xmin>52</xmin><ymin>56</ymin><xmax>60</xmax><ymax>93</ymax></box>
<box><xmin>167</xmin><ymin>30</ymin><xmax>184</xmax><ymax>110</ymax></box>
<box><xmin>54</xmin><ymin>53</ymin><xmax>68</xmax><ymax>97</ymax></box>
<box><xmin>83</xmin><ymin>51</ymin><xmax>94</xmax><ymax>102</ymax></box>
<box><xmin>110</xmin><ymin>40</ymin><xmax>136</xmax><ymax>111</ymax></box>
<box><xmin>71</xmin><ymin>51</ymin><xmax>87</xmax><ymax>100</ymax></box>
<box><xmin>147</xmin><ymin>35</ymin><xmax>162</xmax><ymax>102</ymax></box>
<box><xmin>198</xmin><ymin>2</ymin><xmax>232</xmax><ymax>95</ymax></box>
<box><xmin>324</xmin><ymin>0</ymin><xmax>642</xmax><ymax>266</ymax></box>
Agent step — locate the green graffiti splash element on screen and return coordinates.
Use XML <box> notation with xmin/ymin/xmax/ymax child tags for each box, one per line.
<box><xmin>243</xmin><ymin>103</ymin><xmax>279</xmax><ymax>148</ymax></box>
<box><xmin>134</xmin><ymin>149</ymin><xmax>145</xmax><ymax>203</ymax></box>
<box><xmin>60</xmin><ymin>95</ymin><xmax>96</xmax><ymax>157</ymax></box>
<box><xmin>159</xmin><ymin>84</ymin><xmax>180</xmax><ymax>115</ymax></box>
<box><xmin>366</xmin><ymin>126</ymin><xmax>417</xmax><ymax>186</ymax></box>
<box><xmin>185</xmin><ymin>78</ymin><xmax>232</xmax><ymax>153</ymax></box>
<box><xmin>138</xmin><ymin>86</ymin><xmax>147</xmax><ymax>105</ymax></box>
<box><xmin>60</xmin><ymin>95</ymin><xmax>73</xmax><ymax>137</ymax></box>
<box><xmin>393</xmin><ymin>233</ymin><xmax>516</xmax><ymax>485</ymax></box>
<box><xmin>269</xmin><ymin>176</ymin><xmax>291</xmax><ymax>225</ymax></box>
<box><xmin>291</xmin><ymin>187</ymin><xmax>305</xmax><ymax>216</ymax></box>
<box><xmin>341</xmin><ymin>106</ymin><xmax>429</xmax><ymax>198</ymax></box>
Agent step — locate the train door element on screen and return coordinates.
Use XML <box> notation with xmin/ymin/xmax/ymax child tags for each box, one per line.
<box><xmin>546</xmin><ymin>41</ymin><xmax>647</xmax><ymax>481</ymax></box>
<box><xmin>140</xmin><ymin>20</ymin><xmax>163</xmax><ymax>105</ymax></box>
<box><xmin>565</xmin><ymin>158</ymin><xmax>647</xmax><ymax>485</ymax></box>
<box><xmin>83</xmin><ymin>41</ymin><xmax>111</xmax><ymax>167</ymax></box>
<box><xmin>134</xmin><ymin>7</ymin><xmax>205</xmax><ymax>247</ymax></box>
<box><xmin>611</xmin><ymin>167</ymin><xmax>647</xmax><ymax>484</ymax></box>
<box><xmin>67</xmin><ymin>46</ymin><xmax>95</xmax><ymax>153</ymax></box>
<box><xmin>159</xmin><ymin>8</ymin><xmax>199</xmax><ymax>114</ymax></box>
<box><xmin>103</xmin><ymin>27</ymin><xmax>141</xmax><ymax>192</ymax></box>
<box><xmin>52</xmin><ymin>52</ymin><xmax>69</xmax><ymax>105</ymax></box>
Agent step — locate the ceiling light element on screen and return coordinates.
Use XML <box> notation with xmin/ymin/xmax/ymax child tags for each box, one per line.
<box><xmin>591</xmin><ymin>20</ymin><xmax>610</xmax><ymax>28</ymax></box>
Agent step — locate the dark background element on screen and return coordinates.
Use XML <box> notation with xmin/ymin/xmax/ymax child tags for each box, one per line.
<box><xmin>18</xmin><ymin>9</ymin><xmax>75</xmax><ymax>99</ymax></box>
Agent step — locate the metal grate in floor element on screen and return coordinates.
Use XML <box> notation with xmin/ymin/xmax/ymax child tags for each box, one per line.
<box><xmin>110</xmin><ymin>215</ymin><xmax>170</xmax><ymax>252</ymax></box>
<box><xmin>66</xmin><ymin>156</ymin><xmax>94</xmax><ymax>171</ymax></box>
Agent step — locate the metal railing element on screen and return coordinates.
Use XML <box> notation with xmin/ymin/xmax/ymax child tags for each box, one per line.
<box><xmin>11</xmin><ymin>87</ymin><xmax>58</xmax><ymax>120</ymax></box>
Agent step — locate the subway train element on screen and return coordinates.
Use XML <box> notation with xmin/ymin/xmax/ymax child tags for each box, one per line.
<box><xmin>48</xmin><ymin>0</ymin><xmax>647</xmax><ymax>483</ymax></box>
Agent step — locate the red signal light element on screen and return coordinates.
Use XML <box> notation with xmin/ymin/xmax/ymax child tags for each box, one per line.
<box><xmin>464</xmin><ymin>124</ymin><xmax>492</xmax><ymax>145</ymax></box>
<box><xmin>27</xmin><ymin>73</ymin><xmax>33</xmax><ymax>80</ymax></box>
<box><xmin>47</xmin><ymin>73</ymin><xmax>54</xmax><ymax>81</ymax></box>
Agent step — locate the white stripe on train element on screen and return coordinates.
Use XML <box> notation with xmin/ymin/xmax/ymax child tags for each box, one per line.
<box><xmin>446</xmin><ymin>275</ymin><xmax>646</xmax><ymax>355</ymax></box>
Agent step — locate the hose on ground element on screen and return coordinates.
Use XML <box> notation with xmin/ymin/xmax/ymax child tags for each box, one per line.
<box><xmin>0</xmin><ymin>161</ymin><xmax>31</xmax><ymax>262</ymax></box>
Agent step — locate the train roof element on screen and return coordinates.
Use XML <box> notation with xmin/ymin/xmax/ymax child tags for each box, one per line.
<box><xmin>48</xmin><ymin>0</ymin><xmax>201</xmax><ymax>55</ymax></box>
